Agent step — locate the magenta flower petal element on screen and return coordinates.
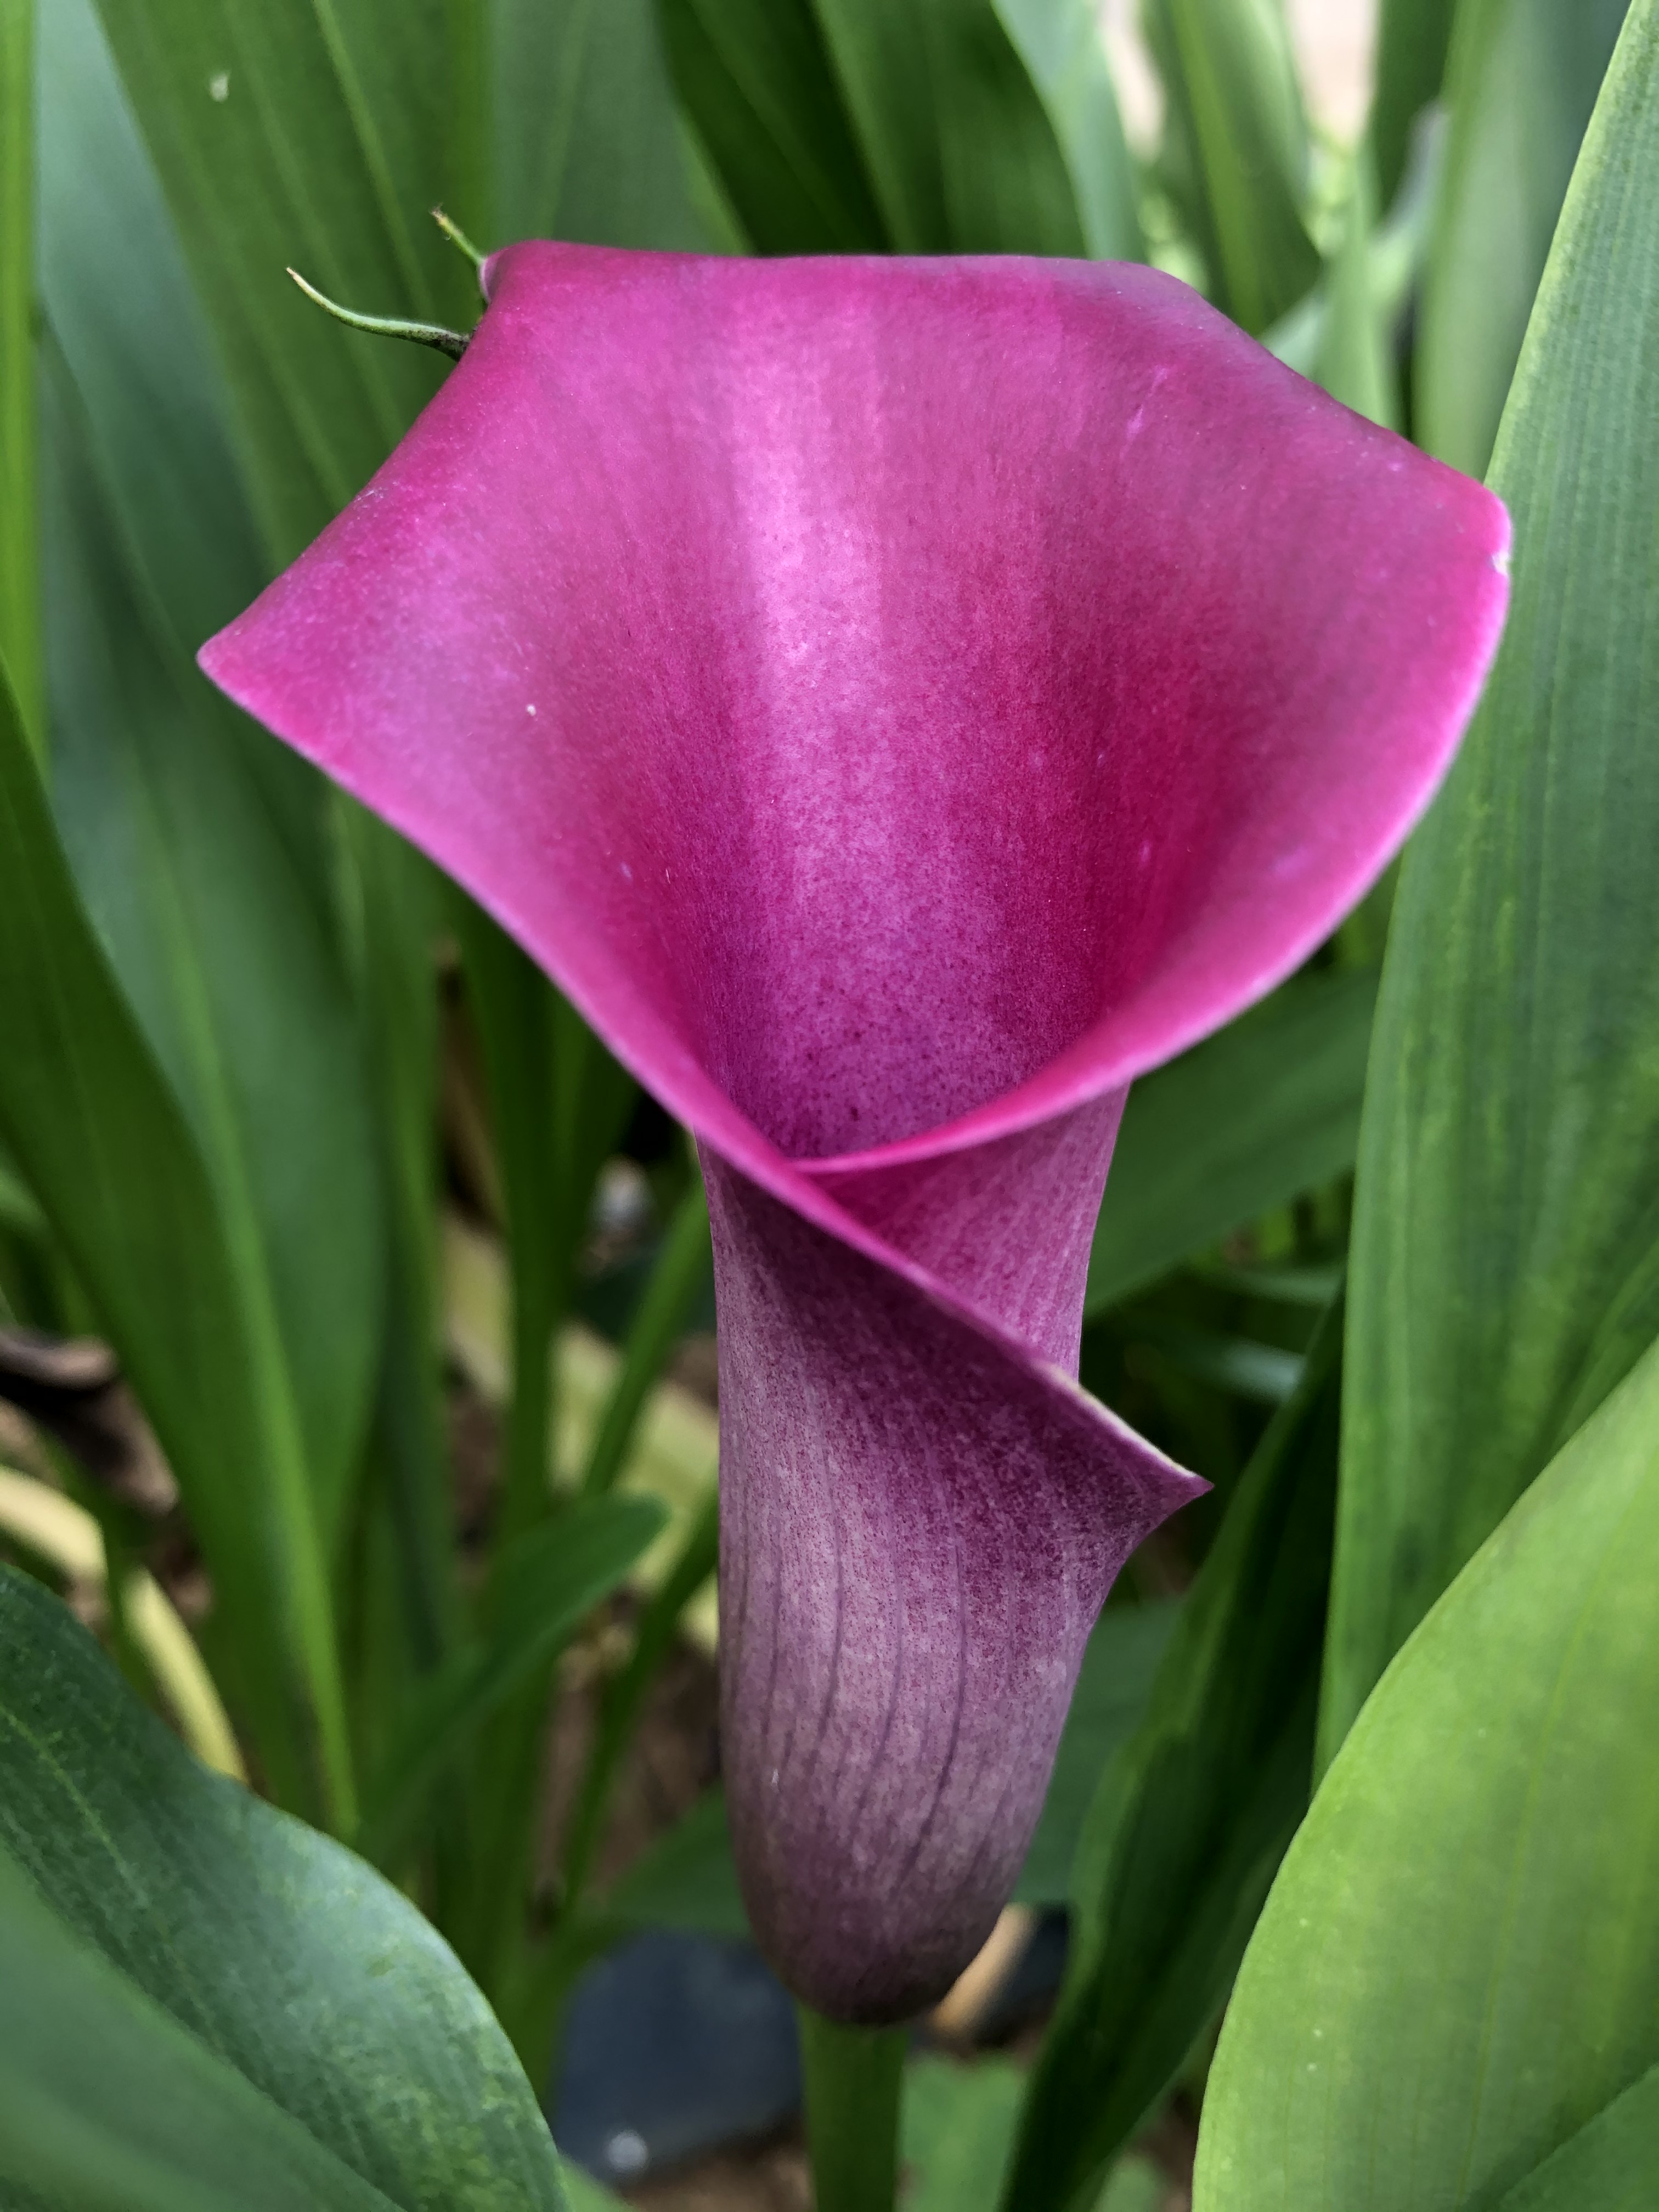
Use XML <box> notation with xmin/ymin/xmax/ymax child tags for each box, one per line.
<box><xmin>201</xmin><ymin>245</ymin><xmax>1508</xmax><ymax>2019</ymax></box>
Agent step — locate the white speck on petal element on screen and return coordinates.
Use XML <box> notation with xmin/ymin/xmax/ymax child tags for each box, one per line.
<box><xmin>208</xmin><ymin>71</ymin><xmax>230</xmax><ymax>101</ymax></box>
<box><xmin>620</xmin><ymin>862</ymin><xmax>633</xmax><ymax>881</ymax></box>
<box><xmin>526</xmin><ymin>702</ymin><xmax>536</xmax><ymax>715</ymax></box>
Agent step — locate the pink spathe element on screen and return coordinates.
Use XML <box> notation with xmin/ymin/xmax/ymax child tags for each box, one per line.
<box><xmin>202</xmin><ymin>243</ymin><xmax>1509</xmax><ymax>2021</ymax></box>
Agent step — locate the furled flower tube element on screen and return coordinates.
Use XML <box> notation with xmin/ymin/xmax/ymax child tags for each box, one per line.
<box><xmin>202</xmin><ymin>245</ymin><xmax>1508</xmax><ymax>2022</ymax></box>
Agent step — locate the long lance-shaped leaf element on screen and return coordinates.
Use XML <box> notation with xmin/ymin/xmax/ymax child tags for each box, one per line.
<box><xmin>39</xmin><ymin>0</ymin><xmax>383</xmax><ymax>1554</ymax></box>
<box><xmin>1001</xmin><ymin>1300</ymin><xmax>1343</xmax><ymax>2212</ymax></box>
<box><xmin>445</xmin><ymin>902</ymin><xmax>636</xmax><ymax>1993</ymax></box>
<box><xmin>1195</xmin><ymin>1327</ymin><xmax>1659</xmax><ymax>2212</ymax></box>
<box><xmin>1325</xmin><ymin>0</ymin><xmax>1659</xmax><ymax>1764</ymax></box>
<box><xmin>992</xmin><ymin>0</ymin><xmax>1142</xmax><ymax>260</ymax></box>
<box><xmin>1086</xmin><ymin>969</ymin><xmax>1376</xmax><ymax>1315</ymax></box>
<box><xmin>1143</xmin><ymin>0</ymin><xmax>1320</xmax><ymax>334</ymax></box>
<box><xmin>492</xmin><ymin>0</ymin><xmax>704</xmax><ymax>247</ymax></box>
<box><xmin>654</xmin><ymin>0</ymin><xmax>1091</xmax><ymax>256</ymax></box>
<box><xmin>0</xmin><ymin>662</ymin><xmax>350</xmax><ymax>1824</ymax></box>
<box><xmin>1312</xmin><ymin>154</ymin><xmax>1398</xmax><ymax>431</ymax></box>
<box><xmin>651</xmin><ymin>0</ymin><xmax>893</xmax><ymax>251</ymax></box>
<box><xmin>0</xmin><ymin>1564</ymin><xmax>567</xmax><ymax>2212</ymax></box>
<box><xmin>810</xmin><ymin>0</ymin><xmax>1087</xmax><ymax>253</ymax></box>
<box><xmin>89</xmin><ymin>0</ymin><xmax>466</xmax><ymax>560</ymax></box>
<box><xmin>453</xmin><ymin>896</ymin><xmax>636</xmax><ymax>1547</ymax></box>
<box><xmin>1415</xmin><ymin>0</ymin><xmax>1630</xmax><ymax>479</ymax></box>
<box><xmin>357</xmin><ymin>1493</ymin><xmax>666</xmax><ymax>1871</ymax></box>
<box><xmin>0</xmin><ymin>0</ymin><xmax>40</xmax><ymax>748</ymax></box>
<box><xmin>335</xmin><ymin>798</ymin><xmax>457</xmax><ymax>1723</ymax></box>
<box><xmin>1370</xmin><ymin>0</ymin><xmax>1457</xmax><ymax>208</ymax></box>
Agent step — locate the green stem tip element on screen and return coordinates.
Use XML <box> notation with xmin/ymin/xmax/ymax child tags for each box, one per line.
<box><xmin>432</xmin><ymin>205</ymin><xmax>488</xmax><ymax>298</ymax></box>
<box><xmin>798</xmin><ymin>2007</ymin><xmax>907</xmax><ymax>2212</ymax></box>
<box><xmin>285</xmin><ymin>267</ymin><xmax>469</xmax><ymax>363</ymax></box>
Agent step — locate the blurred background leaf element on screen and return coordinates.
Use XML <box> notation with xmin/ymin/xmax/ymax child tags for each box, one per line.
<box><xmin>492</xmin><ymin>0</ymin><xmax>706</xmax><ymax>247</ymax></box>
<box><xmin>0</xmin><ymin>0</ymin><xmax>41</xmax><ymax>744</ymax></box>
<box><xmin>1415</xmin><ymin>0</ymin><xmax>1630</xmax><ymax>477</ymax></box>
<box><xmin>1004</xmin><ymin>1300</ymin><xmax>1342</xmax><ymax>2212</ymax></box>
<box><xmin>1327</xmin><ymin>0</ymin><xmax>1659</xmax><ymax>1763</ymax></box>
<box><xmin>905</xmin><ymin>2055</ymin><xmax>1167</xmax><ymax>2212</ymax></box>
<box><xmin>1370</xmin><ymin>0</ymin><xmax>1457</xmax><ymax>207</ymax></box>
<box><xmin>809</xmin><ymin>0</ymin><xmax>1088</xmax><ymax>252</ymax></box>
<box><xmin>656</xmin><ymin>0</ymin><xmax>1110</xmax><ymax>256</ymax></box>
<box><xmin>0</xmin><ymin>657</ymin><xmax>350</xmax><ymax>1823</ymax></box>
<box><xmin>1143</xmin><ymin>0</ymin><xmax>1319</xmax><ymax>331</ymax></box>
<box><xmin>1014</xmin><ymin>1599</ymin><xmax>1181</xmax><ymax>1906</ymax></box>
<box><xmin>994</xmin><ymin>0</ymin><xmax>1142</xmax><ymax>258</ymax></box>
<box><xmin>1087</xmin><ymin>969</ymin><xmax>1375</xmax><ymax>1316</ymax></box>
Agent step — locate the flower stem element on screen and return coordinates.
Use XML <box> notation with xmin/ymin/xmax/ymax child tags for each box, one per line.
<box><xmin>285</xmin><ymin>267</ymin><xmax>469</xmax><ymax>361</ymax></box>
<box><xmin>797</xmin><ymin>2008</ymin><xmax>906</xmax><ymax>2212</ymax></box>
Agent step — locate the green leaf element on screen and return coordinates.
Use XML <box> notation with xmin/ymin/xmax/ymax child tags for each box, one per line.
<box><xmin>657</xmin><ymin>0</ymin><xmax>1089</xmax><ymax>256</ymax></box>
<box><xmin>1002</xmin><ymin>1301</ymin><xmax>1343</xmax><ymax>2212</ymax></box>
<box><xmin>38</xmin><ymin>5</ymin><xmax>384</xmax><ymax>1548</ymax></box>
<box><xmin>1327</xmin><ymin>0</ymin><xmax>1659</xmax><ymax>1763</ymax></box>
<box><xmin>42</xmin><ymin>403</ymin><xmax>382</xmax><ymax>1549</ymax></box>
<box><xmin>1494</xmin><ymin>2065</ymin><xmax>1659</xmax><ymax>2212</ymax></box>
<box><xmin>1415</xmin><ymin>0</ymin><xmax>1630</xmax><ymax>478</ymax></box>
<box><xmin>330</xmin><ymin>798</ymin><xmax>460</xmax><ymax>1767</ymax></box>
<box><xmin>579</xmin><ymin>1178</ymin><xmax>712</xmax><ymax>1498</ymax></box>
<box><xmin>0</xmin><ymin>0</ymin><xmax>41</xmax><ymax>747</ymax></box>
<box><xmin>560</xmin><ymin>2167</ymin><xmax>630</xmax><ymax>2212</ymax></box>
<box><xmin>492</xmin><ymin>0</ymin><xmax>706</xmax><ymax>246</ymax></box>
<box><xmin>1194</xmin><ymin>1328</ymin><xmax>1659</xmax><ymax>2212</ymax></box>
<box><xmin>811</xmin><ymin>0</ymin><xmax>1087</xmax><ymax>253</ymax></box>
<box><xmin>0</xmin><ymin>1844</ymin><xmax>400</xmax><ymax>2212</ymax></box>
<box><xmin>1312</xmin><ymin>153</ymin><xmax>1398</xmax><ymax>430</ymax></box>
<box><xmin>0</xmin><ymin>657</ymin><xmax>349</xmax><ymax>1822</ymax></box>
<box><xmin>91</xmin><ymin>0</ymin><xmax>463</xmax><ymax>563</ymax></box>
<box><xmin>1142</xmin><ymin>0</ymin><xmax>1321</xmax><ymax>333</ymax></box>
<box><xmin>454</xmin><ymin>897</ymin><xmax>636</xmax><ymax>1543</ymax></box>
<box><xmin>653</xmin><ymin>0</ymin><xmax>889</xmax><ymax>251</ymax></box>
<box><xmin>992</xmin><ymin>0</ymin><xmax>1142</xmax><ymax>258</ymax></box>
<box><xmin>1087</xmin><ymin>968</ymin><xmax>1376</xmax><ymax>1315</ymax></box>
<box><xmin>359</xmin><ymin>1492</ymin><xmax>667</xmax><ymax>1867</ymax></box>
<box><xmin>0</xmin><ymin>1562</ymin><xmax>567</xmax><ymax>2212</ymax></box>
<box><xmin>905</xmin><ymin>2058</ymin><xmax>1029</xmax><ymax>2212</ymax></box>
<box><xmin>448</xmin><ymin>896</ymin><xmax>637</xmax><ymax>1990</ymax></box>
<box><xmin>1013</xmin><ymin>1600</ymin><xmax>1179</xmax><ymax>1905</ymax></box>
<box><xmin>602</xmin><ymin>1785</ymin><xmax>751</xmax><ymax>1940</ymax></box>
<box><xmin>1370</xmin><ymin>0</ymin><xmax>1457</xmax><ymax>208</ymax></box>
<box><xmin>904</xmin><ymin>2058</ymin><xmax>1167</xmax><ymax>2212</ymax></box>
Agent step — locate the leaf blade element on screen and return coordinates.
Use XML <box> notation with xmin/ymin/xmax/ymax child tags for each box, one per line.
<box><xmin>1003</xmin><ymin>1301</ymin><xmax>1343</xmax><ymax>2212</ymax></box>
<box><xmin>1328</xmin><ymin>0</ymin><xmax>1659</xmax><ymax>1760</ymax></box>
<box><xmin>1415</xmin><ymin>0</ymin><xmax>1630</xmax><ymax>478</ymax></box>
<box><xmin>1087</xmin><ymin>969</ymin><xmax>1376</xmax><ymax>1315</ymax></box>
<box><xmin>1196</xmin><ymin>1330</ymin><xmax>1659</xmax><ymax>2211</ymax></box>
<box><xmin>0</xmin><ymin>1563</ymin><xmax>567</xmax><ymax>2212</ymax></box>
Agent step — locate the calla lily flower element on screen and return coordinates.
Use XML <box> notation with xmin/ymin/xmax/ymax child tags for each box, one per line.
<box><xmin>201</xmin><ymin>244</ymin><xmax>1508</xmax><ymax>2022</ymax></box>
